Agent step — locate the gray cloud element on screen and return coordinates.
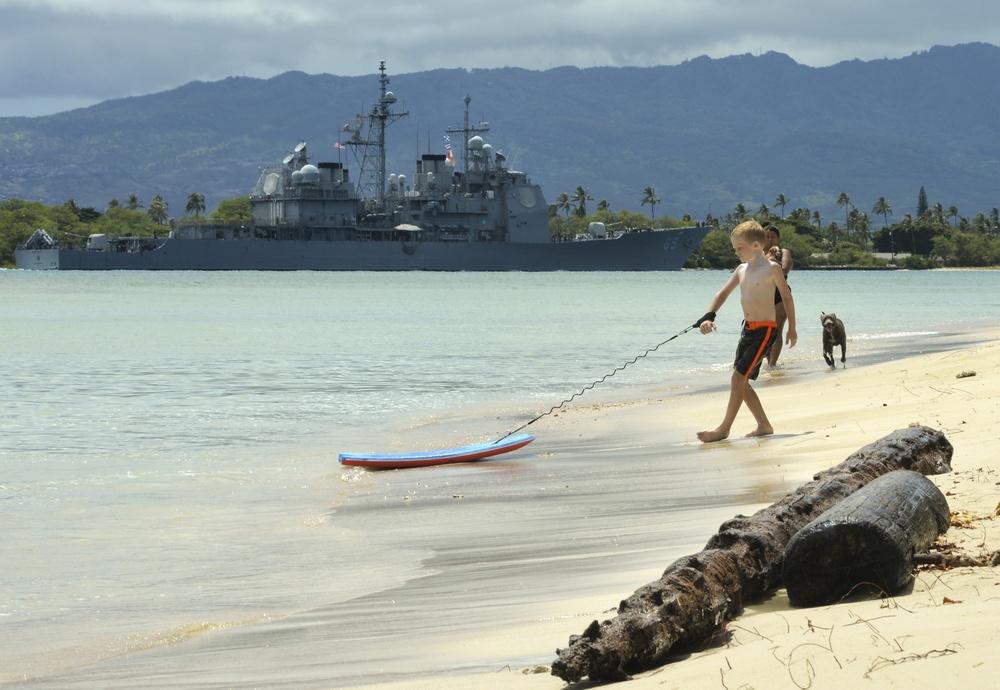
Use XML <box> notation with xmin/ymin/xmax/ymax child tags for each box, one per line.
<box><xmin>1</xmin><ymin>0</ymin><xmax>998</xmax><ymax>116</ymax></box>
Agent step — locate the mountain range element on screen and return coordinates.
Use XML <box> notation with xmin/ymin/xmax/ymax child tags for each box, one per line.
<box><xmin>1</xmin><ymin>42</ymin><xmax>998</xmax><ymax>224</ymax></box>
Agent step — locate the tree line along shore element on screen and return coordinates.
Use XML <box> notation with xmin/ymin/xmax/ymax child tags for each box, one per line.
<box><xmin>3</xmin><ymin>184</ymin><xmax>999</xmax><ymax>269</ymax></box>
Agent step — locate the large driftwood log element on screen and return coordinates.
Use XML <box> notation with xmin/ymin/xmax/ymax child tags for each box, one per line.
<box><xmin>551</xmin><ymin>426</ymin><xmax>953</xmax><ymax>684</ymax></box>
<box><xmin>783</xmin><ymin>469</ymin><xmax>950</xmax><ymax>606</ymax></box>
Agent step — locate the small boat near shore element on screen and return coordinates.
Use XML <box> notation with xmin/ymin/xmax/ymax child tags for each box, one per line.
<box><xmin>16</xmin><ymin>62</ymin><xmax>709</xmax><ymax>272</ymax></box>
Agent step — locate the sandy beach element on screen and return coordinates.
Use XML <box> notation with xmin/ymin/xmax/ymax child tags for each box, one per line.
<box><xmin>353</xmin><ymin>329</ymin><xmax>1000</xmax><ymax>690</ymax></box>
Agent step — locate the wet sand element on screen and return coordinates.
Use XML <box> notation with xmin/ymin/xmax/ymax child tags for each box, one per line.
<box><xmin>349</xmin><ymin>330</ymin><xmax>1000</xmax><ymax>689</ymax></box>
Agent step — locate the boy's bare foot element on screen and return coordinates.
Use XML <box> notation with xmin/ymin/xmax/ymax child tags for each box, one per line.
<box><xmin>697</xmin><ymin>428</ymin><xmax>730</xmax><ymax>443</ymax></box>
<box><xmin>744</xmin><ymin>424</ymin><xmax>774</xmax><ymax>438</ymax></box>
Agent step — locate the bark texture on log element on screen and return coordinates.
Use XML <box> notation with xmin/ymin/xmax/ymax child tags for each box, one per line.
<box><xmin>550</xmin><ymin>425</ymin><xmax>953</xmax><ymax>684</ymax></box>
<box><xmin>783</xmin><ymin>469</ymin><xmax>950</xmax><ymax>607</ymax></box>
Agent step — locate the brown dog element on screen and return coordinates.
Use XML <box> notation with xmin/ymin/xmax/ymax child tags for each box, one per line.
<box><xmin>821</xmin><ymin>312</ymin><xmax>847</xmax><ymax>368</ymax></box>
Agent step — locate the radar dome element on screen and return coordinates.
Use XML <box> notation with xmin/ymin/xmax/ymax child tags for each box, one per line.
<box><xmin>468</xmin><ymin>136</ymin><xmax>484</xmax><ymax>150</ymax></box>
<box><xmin>397</xmin><ymin>174</ymin><xmax>406</xmax><ymax>188</ymax></box>
<box><xmin>291</xmin><ymin>170</ymin><xmax>304</xmax><ymax>184</ymax></box>
<box><xmin>383</xmin><ymin>91</ymin><xmax>397</xmax><ymax>103</ymax></box>
<box><xmin>482</xmin><ymin>143</ymin><xmax>493</xmax><ymax>158</ymax></box>
<box><xmin>301</xmin><ymin>164</ymin><xmax>320</xmax><ymax>184</ymax></box>
<box><xmin>262</xmin><ymin>172</ymin><xmax>280</xmax><ymax>195</ymax></box>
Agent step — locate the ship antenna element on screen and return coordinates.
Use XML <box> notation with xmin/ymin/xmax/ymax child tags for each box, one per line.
<box><xmin>343</xmin><ymin>61</ymin><xmax>408</xmax><ymax>210</ymax></box>
<box><xmin>445</xmin><ymin>94</ymin><xmax>489</xmax><ymax>193</ymax></box>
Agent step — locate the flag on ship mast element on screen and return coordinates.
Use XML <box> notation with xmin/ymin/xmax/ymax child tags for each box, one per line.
<box><xmin>444</xmin><ymin>134</ymin><xmax>454</xmax><ymax>164</ymax></box>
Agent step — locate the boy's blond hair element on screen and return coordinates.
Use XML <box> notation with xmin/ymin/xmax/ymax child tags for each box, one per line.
<box><xmin>731</xmin><ymin>220</ymin><xmax>766</xmax><ymax>246</ymax></box>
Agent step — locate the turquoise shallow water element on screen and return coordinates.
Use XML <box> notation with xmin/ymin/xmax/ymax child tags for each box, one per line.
<box><xmin>1</xmin><ymin>269</ymin><xmax>996</xmax><ymax>687</ymax></box>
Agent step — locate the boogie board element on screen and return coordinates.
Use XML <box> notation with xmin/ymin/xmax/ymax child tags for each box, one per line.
<box><xmin>339</xmin><ymin>433</ymin><xmax>534</xmax><ymax>469</ymax></box>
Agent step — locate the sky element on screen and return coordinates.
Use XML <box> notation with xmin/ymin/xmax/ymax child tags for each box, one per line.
<box><xmin>1</xmin><ymin>0</ymin><xmax>999</xmax><ymax>117</ymax></box>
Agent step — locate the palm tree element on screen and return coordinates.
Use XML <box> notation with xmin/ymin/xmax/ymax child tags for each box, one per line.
<box><xmin>758</xmin><ymin>203</ymin><xmax>770</xmax><ymax>218</ymax></box>
<box><xmin>107</xmin><ymin>199</ymin><xmax>120</xmax><ymax>210</ymax></box>
<box><xmin>555</xmin><ymin>192</ymin><xmax>572</xmax><ymax>218</ymax></box>
<box><xmin>596</xmin><ymin>199</ymin><xmax>611</xmax><ymax>222</ymax></box>
<box><xmin>641</xmin><ymin>186</ymin><xmax>660</xmax><ymax>219</ymax></box>
<box><xmin>836</xmin><ymin>192</ymin><xmax>852</xmax><ymax>228</ymax></box>
<box><xmin>974</xmin><ymin>212</ymin><xmax>989</xmax><ymax>233</ymax></box>
<box><xmin>947</xmin><ymin>206</ymin><xmax>960</xmax><ymax>226</ymax></box>
<box><xmin>826</xmin><ymin>220</ymin><xmax>841</xmax><ymax>249</ymax></box>
<box><xmin>854</xmin><ymin>212</ymin><xmax>872</xmax><ymax>251</ymax></box>
<box><xmin>872</xmin><ymin>197</ymin><xmax>892</xmax><ymax>227</ymax></box>
<box><xmin>571</xmin><ymin>186</ymin><xmax>593</xmax><ymax>216</ymax></box>
<box><xmin>147</xmin><ymin>195</ymin><xmax>169</xmax><ymax>225</ymax></box>
<box><xmin>774</xmin><ymin>193</ymin><xmax>789</xmax><ymax>219</ymax></box>
<box><xmin>901</xmin><ymin>213</ymin><xmax>916</xmax><ymax>253</ymax></box>
<box><xmin>126</xmin><ymin>194</ymin><xmax>143</xmax><ymax>211</ymax></box>
<box><xmin>847</xmin><ymin>208</ymin><xmax>861</xmax><ymax>242</ymax></box>
<box><xmin>733</xmin><ymin>203</ymin><xmax>748</xmax><ymax>223</ymax></box>
<box><xmin>186</xmin><ymin>192</ymin><xmax>206</xmax><ymax>217</ymax></box>
<box><xmin>811</xmin><ymin>210</ymin><xmax>822</xmax><ymax>230</ymax></box>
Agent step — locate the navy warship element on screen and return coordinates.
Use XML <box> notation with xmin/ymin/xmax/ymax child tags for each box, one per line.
<box><xmin>16</xmin><ymin>62</ymin><xmax>709</xmax><ymax>271</ymax></box>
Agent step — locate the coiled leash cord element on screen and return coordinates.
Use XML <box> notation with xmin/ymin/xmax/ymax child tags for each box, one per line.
<box><xmin>498</xmin><ymin>312</ymin><xmax>716</xmax><ymax>441</ymax></box>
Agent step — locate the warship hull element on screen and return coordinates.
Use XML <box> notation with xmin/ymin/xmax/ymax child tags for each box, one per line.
<box><xmin>17</xmin><ymin>226</ymin><xmax>709</xmax><ymax>271</ymax></box>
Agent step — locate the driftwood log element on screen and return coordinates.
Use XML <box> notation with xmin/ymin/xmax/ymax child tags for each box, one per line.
<box><xmin>551</xmin><ymin>425</ymin><xmax>953</xmax><ymax>684</ymax></box>
<box><xmin>783</xmin><ymin>469</ymin><xmax>950</xmax><ymax>606</ymax></box>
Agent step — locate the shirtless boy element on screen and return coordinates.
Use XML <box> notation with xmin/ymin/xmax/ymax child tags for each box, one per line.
<box><xmin>695</xmin><ymin>220</ymin><xmax>797</xmax><ymax>442</ymax></box>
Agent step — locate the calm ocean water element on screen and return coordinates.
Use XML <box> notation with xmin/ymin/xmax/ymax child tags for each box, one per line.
<box><xmin>1</xmin><ymin>269</ymin><xmax>996</xmax><ymax>687</ymax></box>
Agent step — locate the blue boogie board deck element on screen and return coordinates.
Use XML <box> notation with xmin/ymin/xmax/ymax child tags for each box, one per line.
<box><xmin>338</xmin><ymin>433</ymin><xmax>534</xmax><ymax>469</ymax></box>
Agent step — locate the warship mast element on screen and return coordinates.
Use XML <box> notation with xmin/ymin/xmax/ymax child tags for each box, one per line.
<box><xmin>343</xmin><ymin>61</ymin><xmax>408</xmax><ymax>210</ymax></box>
<box><xmin>445</xmin><ymin>94</ymin><xmax>490</xmax><ymax>189</ymax></box>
